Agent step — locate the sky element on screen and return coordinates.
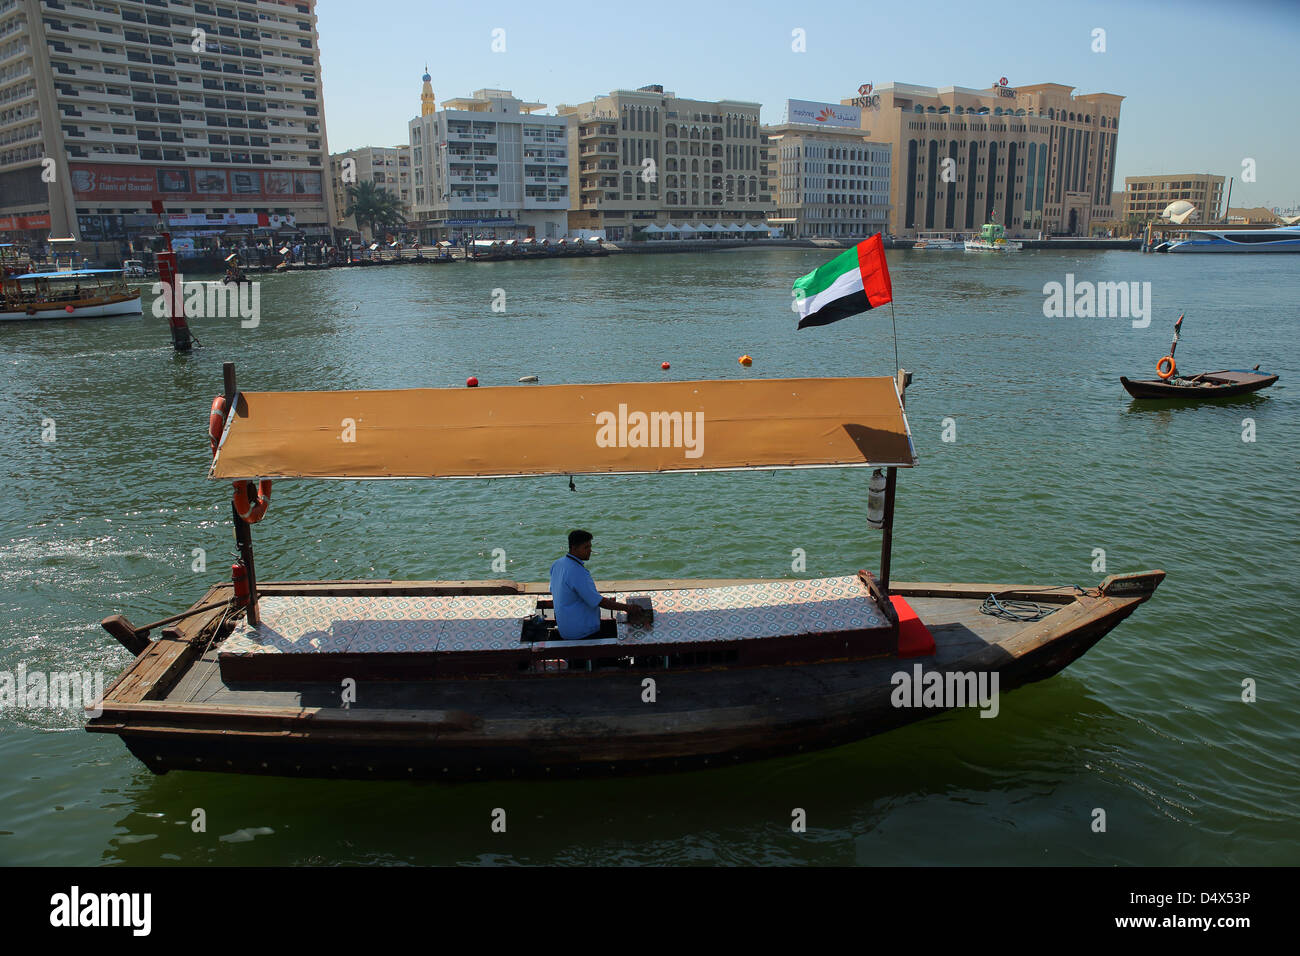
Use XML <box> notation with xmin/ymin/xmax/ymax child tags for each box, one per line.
<box><xmin>318</xmin><ymin>0</ymin><xmax>1300</xmax><ymax>213</ymax></box>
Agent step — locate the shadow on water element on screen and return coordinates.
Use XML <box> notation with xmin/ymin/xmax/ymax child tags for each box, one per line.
<box><xmin>97</xmin><ymin>675</ymin><xmax>1152</xmax><ymax>866</ymax></box>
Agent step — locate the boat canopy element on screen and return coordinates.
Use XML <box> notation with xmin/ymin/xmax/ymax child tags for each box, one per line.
<box><xmin>210</xmin><ymin>376</ymin><xmax>916</xmax><ymax>481</ymax></box>
<box><xmin>6</xmin><ymin>268</ymin><xmax>125</xmax><ymax>280</ymax></box>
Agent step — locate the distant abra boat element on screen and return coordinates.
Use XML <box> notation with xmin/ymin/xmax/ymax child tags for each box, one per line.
<box><xmin>964</xmin><ymin>221</ymin><xmax>1022</xmax><ymax>252</ymax></box>
<box><xmin>1166</xmin><ymin>224</ymin><xmax>1300</xmax><ymax>253</ymax></box>
<box><xmin>912</xmin><ymin>232</ymin><xmax>963</xmax><ymax>251</ymax></box>
<box><xmin>1</xmin><ymin>268</ymin><xmax>143</xmax><ymax>321</ymax></box>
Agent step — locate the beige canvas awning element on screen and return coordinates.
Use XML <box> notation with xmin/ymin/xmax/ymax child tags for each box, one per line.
<box><xmin>209</xmin><ymin>377</ymin><xmax>916</xmax><ymax>480</ymax></box>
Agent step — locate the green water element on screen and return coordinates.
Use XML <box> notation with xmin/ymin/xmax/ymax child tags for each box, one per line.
<box><xmin>1</xmin><ymin>248</ymin><xmax>1297</xmax><ymax>865</ymax></box>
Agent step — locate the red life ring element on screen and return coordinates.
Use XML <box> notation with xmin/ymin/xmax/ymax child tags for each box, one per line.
<box><xmin>1156</xmin><ymin>355</ymin><xmax>1176</xmax><ymax>380</ymax></box>
<box><xmin>233</xmin><ymin>479</ymin><xmax>271</xmax><ymax>523</ymax></box>
<box><xmin>208</xmin><ymin>395</ymin><xmax>226</xmax><ymax>457</ymax></box>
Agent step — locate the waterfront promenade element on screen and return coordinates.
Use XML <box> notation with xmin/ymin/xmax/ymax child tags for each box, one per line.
<box><xmin>195</xmin><ymin>235</ymin><xmax>1142</xmax><ymax>276</ymax></box>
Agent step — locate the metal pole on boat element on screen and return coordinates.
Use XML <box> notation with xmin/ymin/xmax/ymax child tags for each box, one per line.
<box><xmin>224</xmin><ymin>362</ymin><xmax>261</xmax><ymax>625</ymax></box>
<box><xmin>879</xmin><ymin>368</ymin><xmax>910</xmax><ymax>592</ymax></box>
<box><xmin>152</xmin><ymin>200</ymin><xmax>192</xmax><ymax>352</ymax></box>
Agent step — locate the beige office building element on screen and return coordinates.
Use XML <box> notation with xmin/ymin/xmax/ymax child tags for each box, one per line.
<box><xmin>1122</xmin><ymin>174</ymin><xmax>1225</xmax><ymax>225</ymax></box>
<box><xmin>765</xmin><ymin>100</ymin><xmax>891</xmax><ymax>238</ymax></box>
<box><xmin>0</xmin><ymin>0</ymin><xmax>335</xmax><ymax>248</ymax></box>
<box><xmin>557</xmin><ymin>84</ymin><xmax>770</xmax><ymax>241</ymax></box>
<box><xmin>329</xmin><ymin>144</ymin><xmax>411</xmax><ymax>234</ymax></box>
<box><xmin>856</xmin><ymin>82</ymin><xmax>1123</xmax><ymax>237</ymax></box>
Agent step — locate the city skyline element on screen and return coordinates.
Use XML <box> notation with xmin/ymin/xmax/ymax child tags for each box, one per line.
<box><xmin>319</xmin><ymin>0</ymin><xmax>1300</xmax><ymax>212</ymax></box>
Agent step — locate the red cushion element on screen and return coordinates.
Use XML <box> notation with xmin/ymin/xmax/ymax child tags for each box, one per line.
<box><xmin>890</xmin><ymin>595</ymin><xmax>935</xmax><ymax>658</ymax></box>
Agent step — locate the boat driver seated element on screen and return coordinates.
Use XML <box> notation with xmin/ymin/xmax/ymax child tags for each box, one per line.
<box><xmin>549</xmin><ymin>529</ymin><xmax>649</xmax><ymax>640</ymax></box>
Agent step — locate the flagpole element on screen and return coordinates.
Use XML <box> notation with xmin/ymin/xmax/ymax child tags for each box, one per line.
<box><xmin>889</xmin><ymin>300</ymin><xmax>899</xmax><ymax>375</ymax></box>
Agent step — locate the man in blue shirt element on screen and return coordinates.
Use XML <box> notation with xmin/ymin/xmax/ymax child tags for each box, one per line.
<box><xmin>549</xmin><ymin>530</ymin><xmax>648</xmax><ymax>640</ymax></box>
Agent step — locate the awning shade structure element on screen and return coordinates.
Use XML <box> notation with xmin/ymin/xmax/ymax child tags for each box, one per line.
<box><xmin>210</xmin><ymin>377</ymin><xmax>916</xmax><ymax>481</ymax></box>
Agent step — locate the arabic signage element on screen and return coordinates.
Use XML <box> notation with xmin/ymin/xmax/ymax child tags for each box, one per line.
<box><xmin>69</xmin><ymin>162</ymin><xmax>324</xmax><ymax>202</ymax></box>
<box><xmin>786</xmin><ymin>99</ymin><xmax>862</xmax><ymax>128</ymax></box>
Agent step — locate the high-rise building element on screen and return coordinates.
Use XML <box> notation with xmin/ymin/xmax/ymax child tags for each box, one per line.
<box><xmin>1122</xmin><ymin>174</ymin><xmax>1225</xmax><ymax>225</ymax></box>
<box><xmin>765</xmin><ymin>99</ymin><xmax>892</xmax><ymax>239</ymax></box>
<box><xmin>556</xmin><ymin>85</ymin><xmax>770</xmax><ymax>241</ymax></box>
<box><xmin>407</xmin><ymin>82</ymin><xmax>569</xmax><ymax>243</ymax></box>
<box><xmin>0</xmin><ymin>0</ymin><xmax>335</xmax><ymax>252</ymax></box>
<box><xmin>856</xmin><ymin>81</ymin><xmax>1123</xmax><ymax>237</ymax></box>
<box><xmin>329</xmin><ymin>144</ymin><xmax>411</xmax><ymax>234</ymax></box>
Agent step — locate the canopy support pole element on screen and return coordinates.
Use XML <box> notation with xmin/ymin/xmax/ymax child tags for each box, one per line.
<box><xmin>224</xmin><ymin>362</ymin><xmax>260</xmax><ymax>625</ymax></box>
<box><xmin>879</xmin><ymin>368</ymin><xmax>911</xmax><ymax>592</ymax></box>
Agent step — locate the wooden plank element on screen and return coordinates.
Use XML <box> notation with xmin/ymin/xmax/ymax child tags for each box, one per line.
<box><xmin>100</xmin><ymin>699</ymin><xmax>480</xmax><ymax>731</ymax></box>
<box><xmin>113</xmin><ymin>640</ymin><xmax>196</xmax><ymax>703</ymax></box>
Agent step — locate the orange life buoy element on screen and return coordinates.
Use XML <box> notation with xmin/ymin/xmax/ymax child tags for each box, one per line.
<box><xmin>208</xmin><ymin>395</ymin><xmax>226</xmax><ymax>457</ymax></box>
<box><xmin>1156</xmin><ymin>355</ymin><xmax>1176</xmax><ymax>380</ymax></box>
<box><xmin>233</xmin><ymin>479</ymin><xmax>271</xmax><ymax>523</ymax></box>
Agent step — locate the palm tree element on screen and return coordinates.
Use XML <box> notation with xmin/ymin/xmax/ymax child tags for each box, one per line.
<box><xmin>344</xmin><ymin>181</ymin><xmax>407</xmax><ymax>239</ymax></box>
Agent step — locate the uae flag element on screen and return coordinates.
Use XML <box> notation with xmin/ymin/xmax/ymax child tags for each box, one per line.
<box><xmin>792</xmin><ymin>233</ymin><xmax>893</xmax><ymax>330</ymax></box>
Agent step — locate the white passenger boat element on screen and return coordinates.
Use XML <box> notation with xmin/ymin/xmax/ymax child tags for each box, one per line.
<box><xmin>1166</xmin><ymin>225</ymin><xmax>1300</xmax><ymax>253</ymax></box>
<box><xmin>913</xmin><ymin>233</ymin><xmax>963</xmax><ymax>251</ymax></box>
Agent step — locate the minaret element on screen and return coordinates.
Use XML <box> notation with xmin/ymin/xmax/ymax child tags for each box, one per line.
<box><xmin>421</xmin><ymin>66</ymin><xmax>436</xmax><ymax>116</ymax></box>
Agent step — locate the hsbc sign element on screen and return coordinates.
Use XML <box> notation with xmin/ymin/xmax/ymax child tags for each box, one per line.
<box><xmin>851</xmin><ymin>83</ymin><xmax>880</xmax><ymax>109</ymax></box>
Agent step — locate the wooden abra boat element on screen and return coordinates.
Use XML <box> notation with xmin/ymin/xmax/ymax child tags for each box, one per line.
<box><xmin>87</xmin><ymin>365</ymin><xmax>1164</xmax><ymax>780</ymax></box>
<box><xmin>1123</xmin><ymin>313</ymin><xmax>1278</xmax><ymax>400</ymax></box>
<box><xmin>1121</xmin><ymin>369</ymin><xmax>1278</xmax><ymax>399</ymax></box>
<box><xmin>1</xmin><ymin>267</ymin><xmax>142</xmax><ymax>321</ymax></box>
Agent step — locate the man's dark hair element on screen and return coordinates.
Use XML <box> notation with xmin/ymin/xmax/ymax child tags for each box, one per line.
<box><xmin>568</xmin><ymin>529</ymin><xmax>593</xmax><ymax>550</ymax></box>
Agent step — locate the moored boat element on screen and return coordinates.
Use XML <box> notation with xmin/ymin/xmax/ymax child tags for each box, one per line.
<box><xmin>86</xmin><ymin>365</ymin><xmax>1165</xmax><ymax>780</ymax></box>
<box><xmin>1</xmin><ymin>267</ymin><xmax>143</xmax><ymax>321</ymax></box>
<box><xmin>964</xmin><ymin>221</ymin><xmax>1022</xmax><ymax>252</ymax></box>
<box><xmin>913</xmin><ymin>233</ymin><xmax>963</xmax><ymax>251</ymax></box>
<box><xmin>1166</xmin><ymin>224</ymin><xmax>1300</xmax><ymax>253</ymax></box>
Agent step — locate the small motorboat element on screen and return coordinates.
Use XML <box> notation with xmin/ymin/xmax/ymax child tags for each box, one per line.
<box><xmin>1122</xmin><ymin>313</ymin><xmax>1278</xmax><ymax>399</ymax></box>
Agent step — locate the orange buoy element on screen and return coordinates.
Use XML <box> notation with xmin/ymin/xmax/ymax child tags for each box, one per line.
<box><xmin>64</xmin><ymin>304</ymin><xmax>75</xmax><ymax>313</ymax></box>
<box><xmin>233</xmin><ymin>479</ymin><xmax>272</xmax><ymax>523</ymax></box>
<box><xmin>466</xmin><ymin>376</ymin><xmax>479</xmax><ymax>387</ymax></box>
<box><xmin>739</xmin><ymin>354</ymin><xmax>752</xmax><ymax>366</ymax></box>
<box><xmin>208</xmin><ymin>395</ymin><xmax>227</xmax><ymax>457</ymax></box>
<box><xmin>1156</xmin><ymin>355</ymin><xmax>1176</xmax><ymax>380</ymax></box>
<box><xmin>661</xmin><ymin>361</ymin><xmax>670</xmax><ymax>370</ymax></box>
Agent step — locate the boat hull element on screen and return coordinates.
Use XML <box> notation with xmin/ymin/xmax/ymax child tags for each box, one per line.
<box><xmin>87</xmin><ymin>573</ymin><xmax>1164</xmax><ymax>781</ymax></box>
<box><xmin>963</xmin><ymin>240</ymin><xmax>1022</xmax><ymax>252</ymax></box>
<box><xmin>1168</xmin><ymin>239</ymin><xmax>1300</xmax><ymax>253</ymax></box>
<box><xmin>0</xmin><ymin>291</ymin><xmax>142</xmax><ymax>321</ymax></box>
<box><xmin>1121</xmin><ymin>370</ymin><xmax>1278</xmax><ymax>399</ymax></box>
